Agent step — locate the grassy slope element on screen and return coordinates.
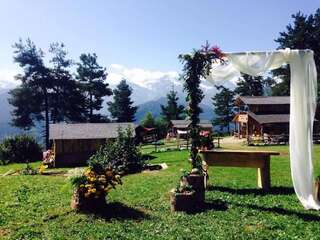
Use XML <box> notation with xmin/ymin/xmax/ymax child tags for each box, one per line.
<box><xmin>1</xmin><ymin>145</ymin><xmax>320</xmax><ymax>239</ymax></box>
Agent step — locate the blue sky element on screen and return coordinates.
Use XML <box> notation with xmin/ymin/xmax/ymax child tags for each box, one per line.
<box><xmin>0</xmin><ymin>0</ymin><xmax>319</xmax><ymax>88</ymax></box>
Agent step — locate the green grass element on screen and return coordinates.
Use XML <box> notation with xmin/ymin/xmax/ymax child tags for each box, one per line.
<box><xmin>1</xmin><ymin>145</ymin><xmax>320</xmax><ymax>239</ymax></box>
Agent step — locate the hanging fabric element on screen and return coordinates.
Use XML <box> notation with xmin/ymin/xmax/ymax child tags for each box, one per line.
<box><xmin>206</xmin><ymin>49</ymin><xmax>320</xmax><ymax>210</ymax></box>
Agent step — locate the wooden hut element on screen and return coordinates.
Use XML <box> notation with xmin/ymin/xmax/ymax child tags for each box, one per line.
<box><xmin>135</xmin><ymin>125</ymin><xmax>157</xmax><ymax>143</ymax></box>
<box><xmin>233</xmin><ymin>96</ymin><xmax>290</xmax><ymax>140</ymax></box>
<box><xmin>233</xmin><ymin>96</ymin><xmax>320</xmax><ymax>144</ymax></box>
<box><xmin>49</xmin><ymin>123</ymin><xmax>135</xmax><ymax>166</ymax></box>
<box><xmin>168</xmin><ymin>120</ymin><xmax>213</xmax><ymax>139</ymax></box>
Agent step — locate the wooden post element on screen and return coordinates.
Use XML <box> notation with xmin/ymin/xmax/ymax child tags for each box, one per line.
<box><xmin>187</xmin><ymin>135</ymin><xmax>189</xmax><ymax>150</ymax></box>
<box><xmin>257</xmin><ymin>156</ymin><xmax>270</xmax><ymax>191</ymax></box>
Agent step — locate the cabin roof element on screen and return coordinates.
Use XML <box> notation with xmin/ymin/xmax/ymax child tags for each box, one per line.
<box><xmin>171</xmin><ymin>120</ymin><xmax>212</xmax><ymax>128</ymax></box>
<box><xmin>236</xmin><ymin>96</ymin><xmax>290</xmax><ymax>105</ymax></box>
<box><xmin>247</xmin><ymin>112</ymin><xmax>290</xmax><ymax>124</ymax></box>
<box><xmin>49</xmin><ymin>123</ymin><xmax>136</xmax><ymax>140</ymax></box>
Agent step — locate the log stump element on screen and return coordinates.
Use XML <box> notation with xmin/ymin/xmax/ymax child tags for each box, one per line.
<box><xmin>316</xmin><ymin>178</ymin><xmax>320</xmax><ymax>201</ymax></box>
<box><xmin>71</xmin><ymin>188</ymin><xmax>106</xmax><ymax>212</ymax></box>
<box><xmin>170</xmin><ymin>189</ymin><xmax>196</xmax><ymax>212</ymax></box>
<box><xmin>186</xmin><ymin>174</ymin><xmax>205</xmax><ymax>205</ymax></box>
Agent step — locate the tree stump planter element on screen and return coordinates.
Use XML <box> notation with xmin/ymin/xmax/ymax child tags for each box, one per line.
<box><xmin>186</xmin><ymin>174</ymin><xmax>205</xmax><ymax>205</ymax></box>
<box><xmin>71</xmin><ymin>188</ymin><xmax>106</xmax><ymax>212</ymax></box>
<box><xmin>316</xmin><ymin>177</ymin><xmax>320</xmax><ymax>201</ymax></box>
<box><xmin>170</xmin><ymin>189</ymin><xmax>196</xmax><ymax>212</ymax></box>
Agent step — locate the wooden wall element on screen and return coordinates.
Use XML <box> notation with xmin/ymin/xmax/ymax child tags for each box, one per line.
<box><xmin>53</xmin><ymin>138</ymin><xmax>110</xmax><ymax>167</ymax></box>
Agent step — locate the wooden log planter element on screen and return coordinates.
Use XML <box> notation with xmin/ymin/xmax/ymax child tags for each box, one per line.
<box><xmin>185</xmin><ymin>172</ymin><xmax>205</xmax><ymax>205</ymax></box>
<box><xmin>315</xmin><ymin>177</ymin><xmax>320</xmax><ymax>201</ymax></box>
<box><xmin>170</xmin><ymin>189</ymin><xmax>196</xmax><ymax>212</ymax></box>
<box><xmin>71</xmin><ymin>187</ymin><xmax>106</xmax><ymax>212</ymax></box>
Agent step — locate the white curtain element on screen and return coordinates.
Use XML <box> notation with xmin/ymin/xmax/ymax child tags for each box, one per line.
<box><xmin>206</xmin><ymin>49</ymin><xmax>320</xmax><ymax>210</ymax></box>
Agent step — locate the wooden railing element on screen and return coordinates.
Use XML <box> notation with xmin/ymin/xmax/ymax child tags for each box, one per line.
<box><xmin>248</xmin><ymin>134</ymin><xmax>320</xmax><ymax>145</ymax></box>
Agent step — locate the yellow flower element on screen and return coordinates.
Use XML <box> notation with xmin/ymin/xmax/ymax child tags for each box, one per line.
<box><xmin>38</xmin><ymin>164</ymin><xmax>46</xmax><ymax>174</ymax></box>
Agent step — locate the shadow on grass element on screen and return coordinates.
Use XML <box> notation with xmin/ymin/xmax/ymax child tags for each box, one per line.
<box><xmin>207</xmin><ymin>185</ymin><xmax>295</xmax><ymax>196</ymax></box>
<box><xmin>142</xmin><ymin>154</ymin><xmax>158</xmax><ymax>161</ymax></box>
<box><xmin>185</xmin><ymin>199</ymin><xmax>229</xmax><ymax>215</ymax></box>
<box><xmin>86</xmin><ymin>202</ymin><xmax>149</xmax><ymax>221</ymax></box>
<box><xmin>236</xmin><ymin>203</ymin><xmax>320</xmax><ymax>222</ymax></box>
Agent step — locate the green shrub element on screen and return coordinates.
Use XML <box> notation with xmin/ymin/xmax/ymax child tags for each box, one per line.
<box><xmin>88</xmin><ymin>127</ymin><xmax>143</xmax><ymax>174</ymax></box>
<box><xmin>0</xmin><ymin>135</ymin><xmax>42</xmax><ymax>165</ymax></box>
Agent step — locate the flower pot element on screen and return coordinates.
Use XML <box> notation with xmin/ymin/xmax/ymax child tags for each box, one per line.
<box><xmin>186</xmin><ymin>174</ymin><xmax>205</xmax><ymax>205</ymax></box>
<box><xmin>71</xmin><ymin>188</ymin><xmax>106</xmax><ymax>211</ymax></box>
<box><xmin>170</xmin><ymin>189</ymin><xmax>196</xmax><ymax>212</ymax></box>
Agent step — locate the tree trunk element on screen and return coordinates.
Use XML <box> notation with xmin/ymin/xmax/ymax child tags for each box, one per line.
<box><xmin>44</xmin><ymin>89</ymin><xmax>50</xmax><ymax>149</ymax></box>
<box><xmin>89</xmin><ymin>93</ymin><xmax>93</xmax><ymax>122</ymax></box>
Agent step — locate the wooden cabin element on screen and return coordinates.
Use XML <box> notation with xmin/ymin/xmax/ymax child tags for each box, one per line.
<box><xmin>49</xmin><ymin>123</ymin><xmax>135</xmax><ymax>167</ymax></box>
<box><xmin>233</xmin><ymin>96</ymin><xmax>319</xmax><ymax>143</ymax></box>
<box><xmin>168</xmin><ymin>120</ymin><xmax>213</xmax><ymax>139</ymax></box>
<box><xmin>233</xmin><ymin>96</ymin><xmax>290</xmax><ymax>139</ymax></box>
<box><xmin>135</xmin><ymin>126</ymin><xmax>157</xmax><ymax>143</ymax></box>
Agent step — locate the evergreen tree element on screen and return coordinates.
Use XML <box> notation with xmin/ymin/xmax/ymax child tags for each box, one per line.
<box><xmin>272</xmin><ymin>9</ymin><xmax>320</xmax><ymax>97</ymax></box>
<box><xmin>140</xmin><ymin>112</ymin><xmax>156</xmax><ymax>128</ymax></box>
<box><xmin>108</xmin><ymin>79</ymin><xmax>137</xmax><ymax>122</ymax></box>
<box><xmin>160</xmin><ymin>89</ymin><xmax>185</xmax><ymax>121</ymax></box>
<box><xmin>76</xmin><ymin>53</ymin><xmax>112</xmax><ymax>122</ymax></box>
<box><xmin>9</xmin><ymin>39</ymin><xmax>51</xmax><ymax>148</ymax></box>
<box><xmin>49</xmin><ymin>43</ymin><xmax>86</xmax><ymax>123</ymax></box>
<box><xmin>212</xmin><ymin>85</ymin><xmax>235</xmax><ymax>133</ymax></box>
<box><xmin>235</xmin><ymin>73</ymin><xmax>267</xmax><ymax>96</ymax></box>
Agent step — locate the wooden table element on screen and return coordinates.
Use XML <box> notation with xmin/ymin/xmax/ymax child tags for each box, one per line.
<box><xmin>199</xmin><ymin>150</ymin><xmax>280</xmax><ymax>191</ymax></box>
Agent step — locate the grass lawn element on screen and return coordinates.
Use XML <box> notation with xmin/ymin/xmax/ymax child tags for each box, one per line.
<box><xmin>1</xmin><ymin>145</ymin><xmax>320</xmax><ymax>239</ymax></box>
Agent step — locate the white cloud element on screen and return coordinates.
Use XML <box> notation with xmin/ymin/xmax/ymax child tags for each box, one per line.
<box><xmin>108</xmin><ymin>64</ymin><xmax>180</xmax><ymax>89</ymax></box>
<box><xmin>0</xmin><ymin>69</ymin><xmax>19</xmax><ymax>89</ymax></box>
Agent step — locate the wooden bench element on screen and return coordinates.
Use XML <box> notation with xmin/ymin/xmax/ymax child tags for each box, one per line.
<box><xmin>199</xmin><ymin>150</ymin><xmax>280</xmax><ymax>191</ymax></box>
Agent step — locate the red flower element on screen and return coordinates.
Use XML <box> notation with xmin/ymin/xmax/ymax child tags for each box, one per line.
<box><xmin>210</xmin><ymin>45</ymin><xmax>224</xmax><ymax>58</ymax></box>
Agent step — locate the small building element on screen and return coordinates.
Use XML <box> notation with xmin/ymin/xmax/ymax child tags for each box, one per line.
<box><xmin>49</xmin><ymin>123</ymin><xmax>135</xmax><ymax>166</ymax></box>
<box><xmin>233</xmin><ymin>96</ymin><xmax>290</xmax><ymax>139</ymax></box>
<box><xmin>135</xmin><ymin>126</ymin><xmax>157</xmax><ymax>143</ymax></box>
<box><xmin>233</xmin><ymin>96</ymin><xmax>320</xmax><ymax>144</ymax></box>
<box><xmin>168</xmin><ymin>120</ymin><xmax>213</xmax><ymax>139</ymax></box>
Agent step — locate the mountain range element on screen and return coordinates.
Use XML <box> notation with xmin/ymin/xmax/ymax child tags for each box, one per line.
<box><xmin>0</xmin><ymin>74</ymin><xmax>236</xmax><ymax>140</ymax></box>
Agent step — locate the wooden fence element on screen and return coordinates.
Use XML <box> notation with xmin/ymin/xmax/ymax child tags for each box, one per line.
<box><xmin>248</xmin><ymin>134</ymin><xmax>320</xmax><ymax>146</ymax></box>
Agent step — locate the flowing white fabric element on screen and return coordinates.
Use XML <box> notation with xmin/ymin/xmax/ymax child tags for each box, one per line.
<box><xmin>206</xmin><ymin>49</ymin><xmax>320</xmax><ymax>210</ymax></box>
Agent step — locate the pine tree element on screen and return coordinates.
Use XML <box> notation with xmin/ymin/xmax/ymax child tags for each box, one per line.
<box><xmin>160</xmin><ymin>89</ymin><xmax>185</xmax><ymax>121</ymax></box>
<box><xmin>107</xmin><ymin>79</ymin><xmax>137</xmax><ymax>122</ymax></box>
<box><xmin>76</xmin><ymin>53</ymin><xmax>112</xmax><ymax>122</ymax></box>
<box><xmin>9</xmin><ymin>39</ymin><xmax>51</xmax><ymax>148</ymax></box>
<box><xmin>272</xmin><ymin>9</ymin><xmax>320</xmax><ymax>97</ymax></box>
<box><xmin>49</xmin><ymin>43</ymin><xmax>86</xmax><ymax>123</ymax></box>
<box><xmin>140</xmin><ymin>112</ymin><xmax>156</xmax><ymax>128</ymax></box>
<box><xmin>235</xmin><ymin>73</ymin><xmax>267</xmax><ymax>96</ymax></box>
<box><xmin>212</xmin><ymin>85</ymin><xmax>235</xmax><ymax>133</ymax></box>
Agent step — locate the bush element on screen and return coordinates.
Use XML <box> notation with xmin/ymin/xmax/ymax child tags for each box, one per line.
<box><xmin>0</xmin><ymin>135</ymin><xmax>42</xmax><ymax>165</ymax></box>
<box><xmin>88</xmin><ymin>127</ymin><xmax>143</xmax><ymax>174</ymax></box>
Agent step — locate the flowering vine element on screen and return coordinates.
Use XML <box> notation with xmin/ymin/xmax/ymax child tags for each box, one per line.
<box><xmin>179</xmin><ymin>42</ymin><xmax>224</xmax><ymax>168</ymax></box>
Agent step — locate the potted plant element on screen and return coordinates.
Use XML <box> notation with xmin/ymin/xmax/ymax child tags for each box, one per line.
<box><xmin>69</xmin><ymin>167</ymin><xmax>122</xmax><ymax>212</ymax></box>
<box><xmin>170</xmin><ymin>180</ymin><xmax>196</xmax><ymax>212</ymax></box>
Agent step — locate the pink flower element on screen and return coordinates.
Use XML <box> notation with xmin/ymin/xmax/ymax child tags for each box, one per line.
<box><xmin>210</xmin><ymin>45</ymin><xmax>224</xmax><ymax>58</ymax></box>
